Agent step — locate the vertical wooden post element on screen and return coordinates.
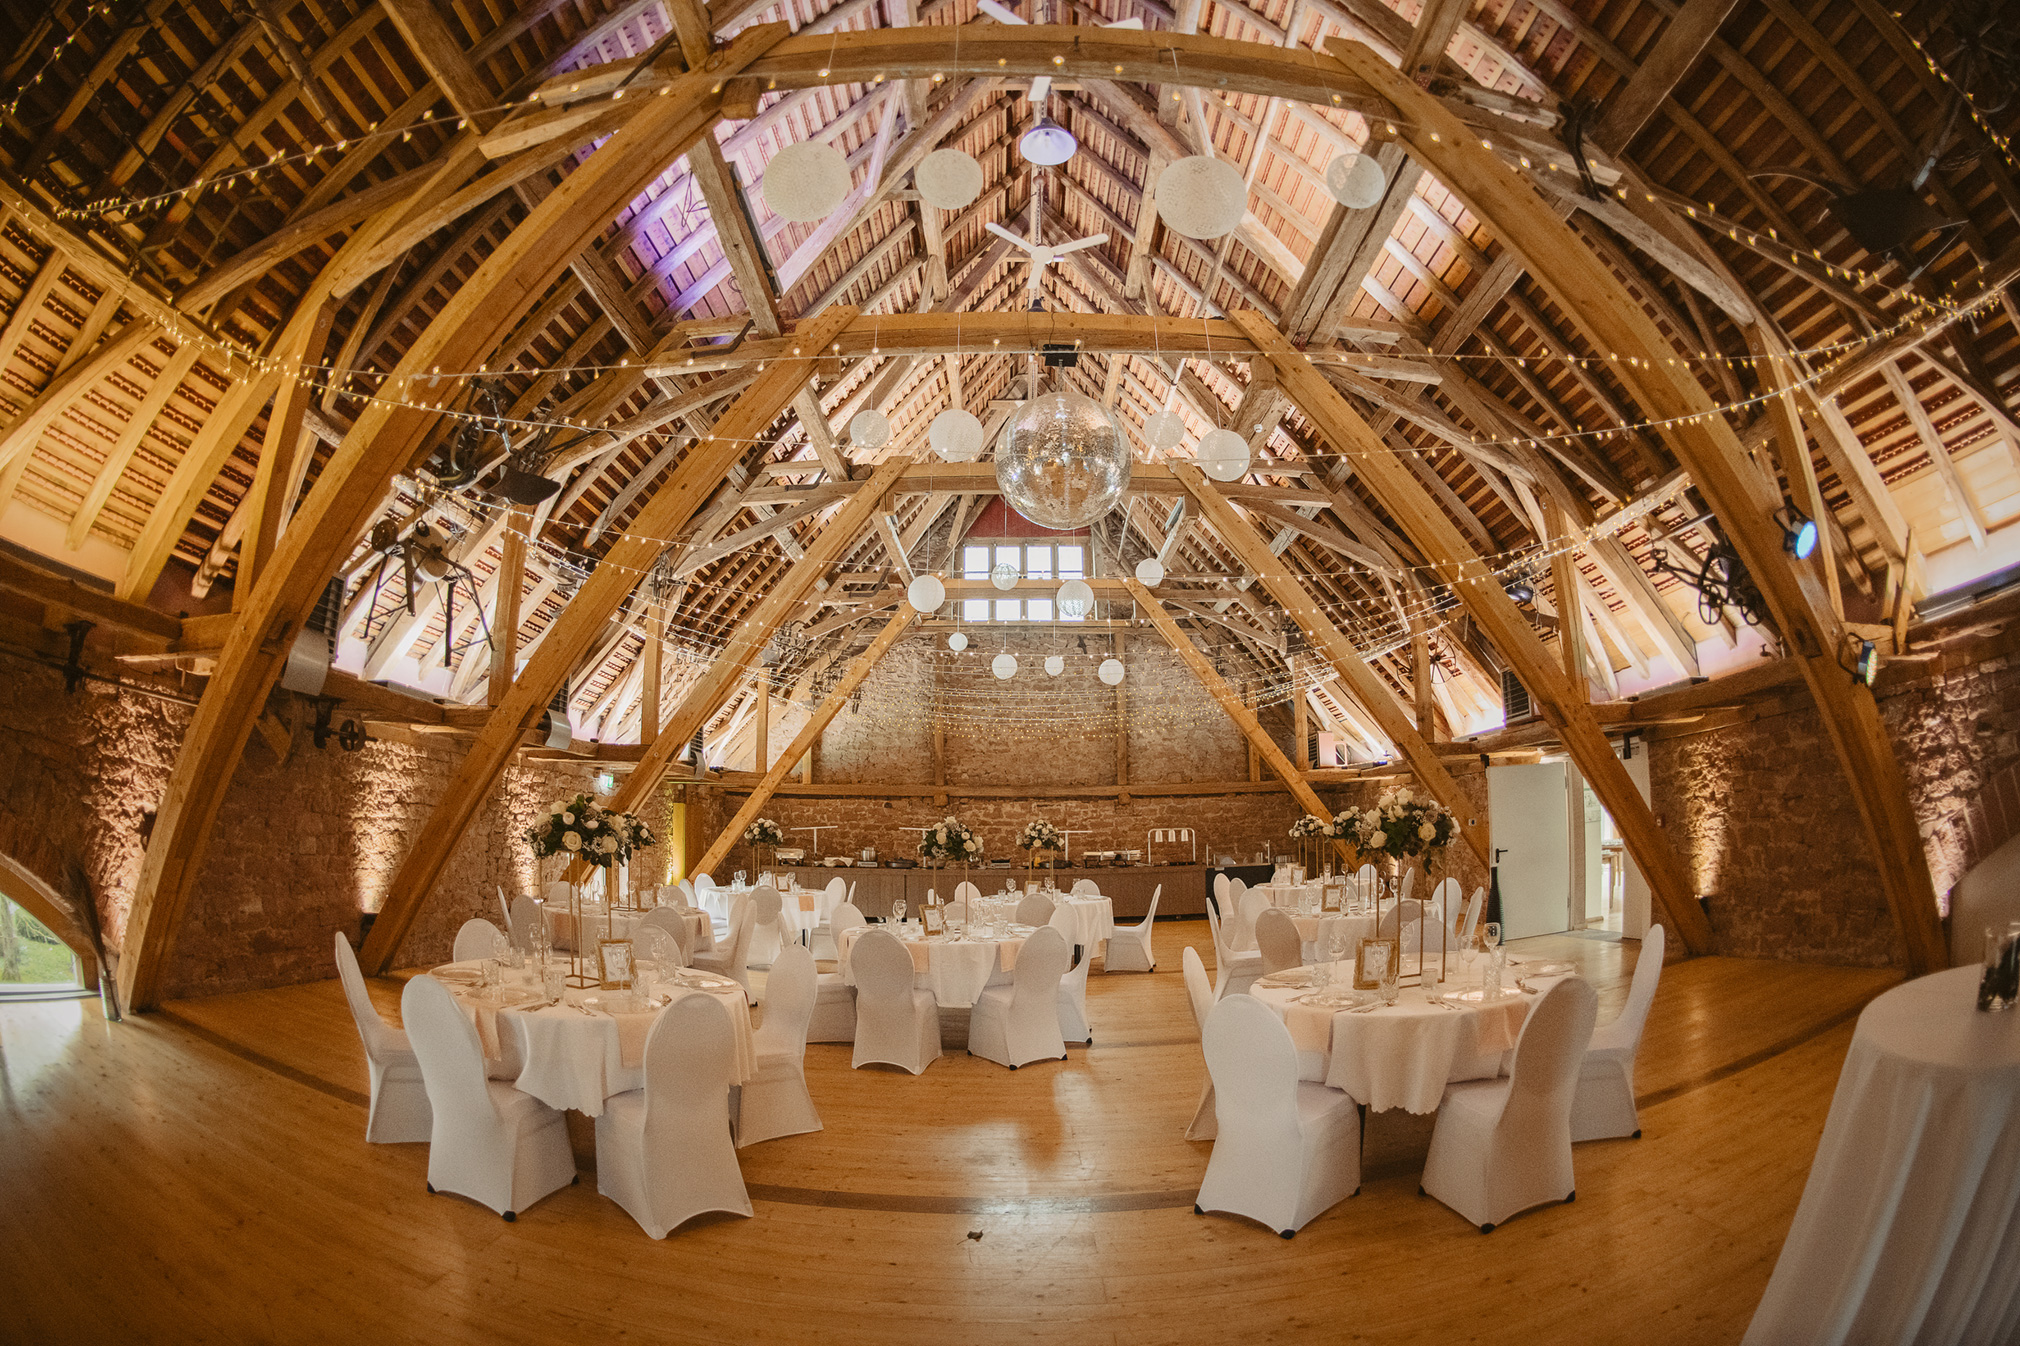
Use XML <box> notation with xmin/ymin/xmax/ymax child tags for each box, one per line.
<box><xmin>754</xmin><ymin>671</ymin><xmax>769</xmax><ymax>770</ymax></box>
<box><xmin>1411</xmin><ymin>617</ymin><xmax>1435</xmax><ymax>738</ymax></box>
<box><xmin>1547</xmin><ymin>501</ymin><xmax>1587</xmax><ymax>699</ymax></box>
<box><xmin>933</xmin><ymin>652</ymin><xmax>947</xmax><ymax>807</ymax></box>
<box><xmin>488</xmin><ymin>507</ymin><xmax>528</xmax><ymax>706</ymax></box>
<box><xmin>1246</xmin><ymin>683</ymin><xmax>1262</xmax><ymax>782</ymax></box>
<box><xmin>640</xmin><ymin>598</ymin><xmax>663</xmax><ymax>745</ymax></box>
<box><xmin>1292</xmin><ymin>655</ymin><xmax>1309</xmax><ymax>769</ymax></box>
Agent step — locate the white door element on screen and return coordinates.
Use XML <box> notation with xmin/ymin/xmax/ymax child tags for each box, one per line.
<box><xmin>1488</xmin><ymin>762</ymin><xmax>1571</xmax><ymax>940</ymax></box>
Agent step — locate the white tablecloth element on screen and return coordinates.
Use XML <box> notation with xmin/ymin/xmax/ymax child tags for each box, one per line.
<box><xmin>1251</xmin><ymin>882</ymin><xmax>1324</xmax><ymax>910</ymax></box>
<box><xmin>1249</xmin><ymin>962</ymin><xmax>1549</xmax><ymax>1112</ymax></box>
<box><xmin>1744</xmin><ymin>967</ymin><xmax>2020</xmax><ymax>1345</ymax></box>
<box><xmin>545</xmin><ymin>902</ymin><xmax>712</xmax><ymax>955</ymax></box>
<box><xmin>1291</xmin><ymin>913</ymin><xmax>1376</xmax><ymax>964</ymax></box>
<box><xmin>1054</xmin><ymin>896</ymin><xmax>1115</xmax><ymax>950</ymax></box>
<box><xmin>439</xmin><ymin>960</ymin><xmax>754</xmax><ymax>1116</ymax></box>
<box><xmin>836</xmin><ymin>924</ymin><xmax>1028</xmax><ymax>1008</ymax></box>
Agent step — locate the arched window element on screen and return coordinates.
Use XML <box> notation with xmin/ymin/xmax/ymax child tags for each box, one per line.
<box><xmin>0</xmin><ymin>893</ymin><xmax>86</xmax><ymax>997</ymax></box>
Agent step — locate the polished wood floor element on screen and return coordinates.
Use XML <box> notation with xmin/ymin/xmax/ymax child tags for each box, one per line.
<box><xmin>0</xmin><ymin>923</ymin><xmax>1900</xmax><ymax>1344</ymax></box>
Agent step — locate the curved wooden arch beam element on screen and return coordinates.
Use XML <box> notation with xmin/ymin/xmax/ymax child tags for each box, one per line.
<box><xmin>118</xmin><ymin>30</ymin><xmax>788</xmax><ymax>1012</ymax></box>
<box><xmin>359</xmin><ymin>305</ymin><xmax>862</xmax><ymax>974</ymax></box>
<box><xmin>1334</xmin><ymin>41</ymin><xmax>1942</xmax><ymax>970</ymax></box>
<box><xmin>1173</xmin><ymin>464</ymin><xmax>1491</xmax><ymax>872</ymax></box>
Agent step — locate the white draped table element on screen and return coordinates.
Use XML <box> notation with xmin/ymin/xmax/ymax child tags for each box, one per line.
<box><xmin>1054</xmin><ymin>895</ymin><xmax>1115</xmax><ymax>951</ymax></box>
<box><xmin>544</xmin><ymin>901</ymin><xmax>712</xmax><ymax>955</ymax></box>
<box><xmin>1290</xmin><ymin>912</ymin><xmax>1377</xmax><ymax>964</ymax></box>
<box><xmin>836</xmin><ymin>924</ymin><xmax>1030</xmax><ymax>1008</ymax></box>
<box><xmin>436</xmin><ymin>960</ymin><xmax>755</xmax><ymax>1116</ymax></box>
<box><xmin>1743</xmin><ymin>967</ymin><xmax>2020</xmax><ymax>1345</ymax></box>
<box><xmin>1249</xmin><ymin>961</ymin><xmax>1555</xmax><ymax>1112</ymax></box>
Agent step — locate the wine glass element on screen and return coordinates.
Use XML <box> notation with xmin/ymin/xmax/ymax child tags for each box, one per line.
<box><xmin>1481</xmin><ymin>922</ymin><xmax>1501</xmax><ymax>953</ymax></box>
<box><xmin>891</xmin><ymin>898</ymin><xmax>907</xmax><ymax>929</ymax></box>
<box><xmin>1460</xmin><ymin>937</ymin><xmax>1479</xmax><ymax>990</ymax></box>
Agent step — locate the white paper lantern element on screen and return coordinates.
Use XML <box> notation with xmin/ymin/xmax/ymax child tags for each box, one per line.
<box><xmin>1044</xmin><ymin>654</ymin><xmax>1065</xmax><ymax>676</ymax></box>
<box><xmin>1135</xmin><ymin>557</ymin><xmax>1165</xmax><ymax>587</ymax></box>
<box><xmin>907</xmin><ymin>574</ymin><xmax>946</xmax><ymax>613</ymax></box>
<box><xmin>1057</xmin><ymin>578</ymin><xmax>1094</xmax><ymax>618</ymax></box>
<box><xmin>1141</xmin><ymin>409</ymin><xmax>1185</xmax><ymax>451</ymax></box>
<box><xmin>916</xmin><ymin>148</ymin><xmax>984</xmax><ymax>210</ymax></box>
<box><xmin>1195</xmin><ymin>428</ymin><xmax>1251</xmax><ymax>482</ymax></box>
<box><xmin>1156</xmin><ymin>155</ymin><xmax>1248</xmax><ymax>240</ymax></box>
<box><xmin>764</xmin><ymin>142</ymin><xmax>851</xmax><ymax>222</ymax></box>
<box><xmin>1098</xmin><ymin>657</ymin><xmax>1126</xmax><ymax>686</ymax></box>
<box><xmin>1325</xmin><ymin>152</ymin><xmax>1387</xmax><ymax>209</ymax></box>
<box><xmin>992</xmin><ymin>653</ymin><xmax>1018</xmax><ymax>680</ymax></box>
<box><xmin>929</xmin><ymin>408</ymin><xmax>985</xmax><ymax>461</ymax></box>
<box><xmin>947</xmin><ymin>632</ymin><xmax>968</xmax><ymax>651</ymax></box>
<box><xmin>849</xmin><ymin>409</ymin><xmax>891</xmax><ymax>450</ymax></box>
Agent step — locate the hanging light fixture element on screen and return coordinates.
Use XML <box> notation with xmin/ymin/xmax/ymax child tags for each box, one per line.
<box><xmin>947</xmin><ymin>632</ymin><xmax>968</xmax><ymax>651</ymax></box>
<box><xmin>1098</xmin><ymin>657</ymin><xmax>1126</xmax><ymax>686</ymax></box>
<box><xmin>1058</xmin><ymin>578</ymin><xmax>1095</xmax><ymax>619</ymax></box>
<box><xmin>1134</xmin><ymin>557</ymin><xmax>1165</xmax><ymax>586</ymax></box>
<box><xmin>1156</xmin><ymin>155</ymin><xmax>1249</xmax><ymax>239</ymax></box>
<box><xmin>1019</xmin><ymin>115</ymin><xmax>1077</xmax><ymax>166</ymax></box>
<box><xmin>915</xmin><ymin>148</ymin><xmax>983</xmax><ymax>209</ymax></box>
<box><xmin>1777</xmin><ymin>504</ymin><xmax>1819</xmax><ymax>560</ymax></box>
<box><xmin>1195</xmin><ymin>428</ymin><xmax>1250</xmax><ymax>482</ymax></box>
<box><xmin>850</xmin><ymin>410</ymin><xmax>892</xmax><ymax>450</ymax></box>
<box><xmin>764</xmin><ymin>142</ymin><xmax>851</xmax><ymax>222</ymax></box>
<box><xmin>1141</xmin><ymin>408</ymin><xmax>1185</xmax><ymax>451</ymax></box>
<box><xmin>992</xmin><ymin>653</ymin><xmax>1019</xmax><ymax>679</ymax></box>
<box><xmin>1044</xmin><ymin>654</ymin><xmax>1065</xmax><ymax>675</ymax></box>
<box><xmin>1325</xmin><ymin>152</ymin><xmax>1387</xmax><ymax>208</ymax></box>
<box><xmin>907</xmin><ymin>574</ymin><xmax>946</xmax><ymax>613</ymax></box>
<box><xmin>995</xmin><ymin>392</ymin><xmax>1132</xmax><ymax>529</ymax></box>
<box><xmin>929</xmin><ymin>408</ymin><xmax>986</xmax><ymax>461</ymax></box>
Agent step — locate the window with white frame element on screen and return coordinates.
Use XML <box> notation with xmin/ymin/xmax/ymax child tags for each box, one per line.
<box><xmin>959</xmin><ymin>539</ymin><xmax>1088</xmax><ymax>621</ymax></box>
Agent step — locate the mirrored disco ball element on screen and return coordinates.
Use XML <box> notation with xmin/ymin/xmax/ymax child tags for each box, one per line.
<box><xmin>994</xmin><ymin>391</ymin><xmax>1133</xmax><ymax>530</ymax></box>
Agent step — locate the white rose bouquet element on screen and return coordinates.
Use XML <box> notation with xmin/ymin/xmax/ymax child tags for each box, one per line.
<box><xmin>743</xmin><ymin>818</ymin><xmax>786</xmax><ymax>848</ymax></box>
<box><xmin>1288</xmin><ymin>814</ymin><xmax>1330</xmax><ymax>841</ymax></box>
<box><xmin>919</xmin><ymin>816</ymin><xmax>982</xmax><ymax>864</ymax></box>
<box><xmin>1018</xmin><ymin>819</ymin><xmax>1065</xmax><ymax>852</ymax></box>
<box><xmin>526</xmin><ymin>793</ymin><xmax>655</xmax><ymax>868</ymax></box>
<box><xmin>1337</xmin><ymin>787</ymin><xmax>1456</xmax><ymax>869</ymax></box>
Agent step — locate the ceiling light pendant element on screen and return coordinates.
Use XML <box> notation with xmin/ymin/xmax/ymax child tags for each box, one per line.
<box><xmin>1325</xmin><ymin>152</ymin><xmax>1387</xmax><ymax>208</ymax></box>
<box><xmin>1141</xmin><ymin>408</ymin><xmax>1185</xmax><ymax>451</ymax></box>
<box><xmin>1019</xmin><ymin>116</ymin><xmax>1077</xmax><ymax>166</ymax></box>
<box><xmin>1044</xmin><ymin>654</ymin><xmax>1065</xmax><ymax>675</ymax></box>
<box><xmin>907</xmin><ymin>574</ymin><xmax>947</xmax><ymax>613</ymax></box>
<box><xmin>1156</xmin><ymin>155</ymin><xmax>1248</xmax><ymax>239</ymax></box>
<box><xmin>1098</xmin><ymin>657</ymin><xmax>1126</xmax><ymax>686</ymax></box>
<box><xmin>948</xmin><ymin>631</ymin><xmax>969</xmax><ymax>650</ymax></box>
<box><xmin>849</xmin><ymin>410</ymin><xmax>892</xmax><ymax>450</ymax></box>
<box><xmin>929</xmin><ymin>408</ymin><xmax>985</xmax><ymax>461</ymax></box>
<box><xmin>1195</xmin><ymin>428</ymin><xmax>1251</xmax><ymax>482</ymax></box>
<box><xmin>764</xmin><ymin>141</ymin><xmax>851</xmax><ymax>221</ymax></box>
<box><xmin>992</xmin><ymin>653</ymin><xmax>1019</xmax><ymax>679</ymax></box>
<box><xmin>916</xmin><ymin>148</ymin><xmax>983</xmax><ymax>209</ymax></box>
<box><xmin>1134</xmin><ymin>557</ymin><xmax>1165</xmax><ymax>586</ymax></box>
<box><xmin>1058</xmin><ymin>578</ymin><xmax>1095</xmax><ymax>618</ymax></box>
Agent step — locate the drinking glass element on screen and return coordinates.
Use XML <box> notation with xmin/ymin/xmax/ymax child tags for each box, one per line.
<box><xmin>891</xmin><ymin>898</ymin><xmax>907</xmax><ymax>928</ymax></box>
<box><xmin>1460</xmin><ymin>940</ymin><xmax>1478</xmax><ymax>989</ymax></box>
<box><xmin>542</xmin><ymin>963</ymin><xmax>565</xmax><ymax>1001</ymax></box>
<box><xmin>480</xmin><ymin>958</ymin><xmax>499</xmax><ymax>992</ymax></box>
<box><xmin>1311</xmin><ymin>960</ymin><xmax>1330</xmax><ymax>992</ymax></box>
<box><xmin>1481</xmin><ymin>922</ymin><xmax>1501</xmax><ymax>952</ymax></box>
<box><xmin>1379</xmin><ymin>959</ymin><xmax>1400</xmax><ymax>1006</ymax></box>
<box><xmin>734</xmin><ymin>870</ymin><xmax>747</xmax><ymax>888</ymax></box>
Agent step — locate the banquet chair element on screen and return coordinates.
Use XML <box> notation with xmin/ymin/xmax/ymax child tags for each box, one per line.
<box><xmin>969</xmin><ymin>925</ymin><xmax>1071</xmax><ymax>1068</ymax></box>
<box><xmin>1204</xmin><ymin>900</ymin><xmax>1262</xmax><ymax>1000</ymax></box>
<box><xmin>1429</xmin><ymin>878</ymin><xmax>1461</xmax><ymax>936</ymax></box>
<box><xmin>496</xmin><ymin>886</ymin><xmax>515</xmax><ymax>940</ymax></box>
<box><xmin>1400</xmin><ymin>868</ymin><xmax>1417</xmax><ymax>901</ymax></box>
<box><xmin>545</xmin><ymin>880</ymin><xmax>571</xmax><ymax>905</ymax></box>
<box><xmin>637</xmin><ymin>907</ymin><xmax>692</xmax><ymax>967</ymax></box>
<box><xmin>1015</xmin><ymin>892</ymin><xmax>1056</xmax><ymax>927</ymax></box>
<box><xmin>1459</xmin><ymin>887</ymin><xmax>1486</xmax><ymax>945</ymax></box>
<box><xmin>510</xmin><ymin>896</ymin><xmax>543</xmax><ymax>954</ymax></box>
<box><xmin>807</xmin><ymin>901</ymin><xmax>865</xmax><ymax>1044</ymax></box>
<box><xmin>944</xmin><ymin>900</ymin><xmax>968</xmax><ymax>927</ymax></box>
<box><xmin>1180</xmin><ymin>947</ymin><xmax>1218</xmax><ymax>1140</ymax></box>
<box><xmin>595</xmin><ymin>994</ymin><xmax>751</xmax><ymax>1237</ymax></box>
<box><xmin>690</xmin><ymin>900</ymin><xmax>759</xmax><ymax>1003</ymax></box>
<box><xmin>1253</xmin><ymin>908</ymin><xmax>1303</xmax><ymax>976</ymax></box>
<box><xmin>1071</xmin><ymin>879</ymin><xmax>1100</xmax><ymax>896</ymax></box>
<box><xmin>1104</xmin><ymin>885</ymin><xmax>1159</xmax><ymax>972</ymax></box>
<box><xmin>453</xmin><ymin>917</ymin><xmax>506</xmax><ymax>964</ymax></box>
<box><xmin>954</xmin><ymin>880</ymin><xmax>981</xmax><ymax>902</ymax></box>
<box><xmin>1570</xmin><ymin>924</ymin><xmax>1665</xmax><ymax>1142</ymax></box>
<box><xmin>811</xmin><ymin>877</ymin><xmax>850</xmax><ymax>960</ymax></box>
<box><xmin>401</xmin><ymin>975</ymin><xmax>575</xmax><ymax>1220</ymax></box>
<box><xmin>1050</xmin><ymin>910</ymin><xmax>1094</xmax><ymax>1045</ymax></box>
<box><xmin>744</xmin><ymin>885</ymin><xmax>785</xmax><ymax>970</ymax></box>
<box><xmin>850</xmin><ymin>927</ymin><xmax>941</xmax><ymax>1073</ymax></box>
<box><xmin>1232</xmin><ymin>890</ymin><xmax>1270</xmax><ymax>953</ymax></box>
<box><xmin>1420</xmin><ymin>976</ymin><xmax>1598</xmax><ymax>1232</ymax></box>
<box><xmin>333</xmin><ymin>933</ymin><xmax>432</xmax><ymax>1143</ymax></box>
<box><xmin>736</xmin><ymin>945</ymin><xmax>822</xmax><ymax>1146</ymax></box>
<box><xmin>1213</xmin><ymin>874</ymin><xmax>1231</xmax><ymax>906</ymax></box>
<box><xmin>1271</xmin><ymin>867</ymin><xmax>1292</xmax><ymax>884</ymax></box>
<box><xmin>1355</xmin><ymin>864</ymin><xmax>1377</xmax><ymax>903</ymax></box>
<box><xmin>1195</xmin><ymin>993</ymin><xmax>1360</xmax><ymax>1237</ymax></box>
<box><xmin>1377</xmin><ymin>900</ymin><xmax>1443</xmax><ymax>956</ymax></box>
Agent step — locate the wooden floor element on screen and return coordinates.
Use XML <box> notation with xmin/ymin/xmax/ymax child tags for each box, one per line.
<box><xmin>0</xmin><ymin>923</ymin><xmax>1899</xmax><ymax>1344</ymax></box>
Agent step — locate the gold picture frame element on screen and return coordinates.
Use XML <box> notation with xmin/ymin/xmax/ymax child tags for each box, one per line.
<box><xmin>598</xmin><ymin>938</ymin><xmax>636</xmax><ymax>990</ymax></box>
<box><xmin>1353</xmin><ymin>937</ymin><xmax>1396</xmax><ymax>990</ymax></box>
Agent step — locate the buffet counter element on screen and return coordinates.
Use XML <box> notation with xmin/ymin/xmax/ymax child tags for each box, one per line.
<box><xmin>773</xmin><ymin>864</ymin><xmax>1216</xmax><ymax>920</ymax></box>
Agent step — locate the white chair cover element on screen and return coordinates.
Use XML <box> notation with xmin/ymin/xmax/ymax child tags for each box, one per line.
<box><xmin>1213</xmin><ymin>874</ymin><xmax>1231</xmax><ymax>904</ymax></box>
<box><xmin>737</xmin><ymin>945</ymin><xmax>822</xmax><ymax>1146</ymax></box>
<box><xmin>808</xmin><ymin>903</ymin><xmax>865</xmax><ymax>1044</ymax></box>
<box><xmin>1049</xmin><ymin>909</ymin><xmax>1094</xmax><ymax>1044</ymax></box>
<box><xmin>850</xmin><ymin>927</ymin><xmax>941</xmax><ymax>1073</ymax></box>
<box><xmin>969</xmin><ymin>925</ymin><xmax>1071</xmax><ymax>1068</ymax></box>
<box><xmin>1014</xmin><ymin>892</ymin><xmax>1056</xmax><ymax>927</ymax></box>
<box><xmin>954</xmin><ymin>881</ymin><xmax>981</xmax><ymax>902</ymax></box>
<box><xmin>1459</xmin><ymin>887</ymin><xmax>1486</xmax><ymax>943</ymax></box>
<box><xmin>1253</xmin><ymin>908</ymin><xmax>1303</xmax><ymax>976</ymax></box>
<box><xmin>1271</xmin><ymin>867</ymin><xmax>1292</xmax><ymax>884</ymax></box>
<box><xmin>1377</xmin><ymin>899</ymin><xmax>1445</xmax><ymax>956</ymax></box>
<box><xmin>1421</xmin><ymin>976</ymin><xmax>1598</xmax><ymax>1231</ymax></box>
<box><xmin>690</xmin><ymin>900</ymin><xmax>758</xmax><ymax>1002</ymax></box>
<box><xmin>401</xmin><ymin>975</ymin><xmax>575</xmax><ymax>1219</ymax></box>
<box><xmin>637</xmin><ymin>907</ymin><xmax>692</xmax><ymax>967</ymax></box>
<box><xmin>1571</xmin><ymin>924</ymin><xmax>1665</xmax><ymax>1142</ymax></box>
<box><xmin>544</xmin><ymin>881</ymin><xmax>571</xmax><ymax>906</ymax></box>
<box><xmin>509</xmin><ymin>896</ymin><xmax>542</xmax><ymax>953</ymax></box>
<box><xmin>1071</xmin><ymin>879</ymin><xmax>1100</xmax><ymax>896</ymax></box>
<box><xmin>1232</xmin><ymin>890</ymin><xmax>1269</xmax><ymax>952</ymax></box>
<box><xmin>1204</xmin><ymin>900</ymin><xmax>1262</xmax><ymax>1000</ymax></box>
<box><xmin>1355</xmin><ymin>864</ymin><xmax>1377</xmax><ymax>903</ymax></box>
<box><xmin>744</xmin><ymin>885</ymin><xmax>785</xmax><ymax>969</ymax></box>
<box><xmin>594</xmin><ymin>993</ymin><xmax>751</xmax><ymax>1237</ymax></box>
<box><xmin>811</xmin><ymin>877</ymin><xmax>850</xmax><ymax>960</ymax></box>
<box><xmin>1195</xmin><ymin>993</ymin><xmax>1361</xmax><ymax>1237</ymax></box>
<box><xmin>1181</xmin><ymin>946</ymin><xmax>1218</xmax><ymax>1141</ymax></box>
<box><xmin>453</xmin><ymin>917</ymin><xmax>506</xmax><ymax>963</ymax></box>
<box><xmin>333</xmin><ymin>933</ymin><xmax>431</xmax><ymax>1143</ymax></box>
<box><xmin>496</xmin><ymin>886</ymin><xmax>515</xmax><ymax>938</ymax></box>
<box><xmin>945</xmin><ymin>900</ymin><xmax>969</xmax><ymax>926</ymax></box>
<box><xmin>1103</xmin><ymin>884</ymin><xmax>1159</xmax><ymax>972</ymax></box>
<box><xmin>1400</xmin><ymin>868</ymin><xmax>1417</xmax><ymax>901</ymax></box>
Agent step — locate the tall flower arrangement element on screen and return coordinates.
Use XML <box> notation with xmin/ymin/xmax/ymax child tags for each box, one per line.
<box><xmin>1288</xmin><ymin>813</ymin><xmax>1332</xmax><ymax>875</ymax></box>
<box><xmin>526</xmin><ymin>793</ymin><xmax>655</xmax><ymax>868</ymax></box>
<box><xmin>1336</xmin><ymin>787</ymin><xmax>1456</xmax><ymax>870</ymax></box>
<box><xmin>743</xmin><ymin>818</ymin><xmax>785</xmax><ymax>873</ymax></box>
<box><xmin>1018</xmin><ymin>818</ymin><xmax>1063</xmax><ymax>879</ymax></box>
<box><xmin>920</xmin><ymin>816</ymin><xmax>982</xmax><ymax>865</ymax></box>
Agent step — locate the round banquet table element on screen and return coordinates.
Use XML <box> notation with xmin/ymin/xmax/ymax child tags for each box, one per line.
<box><xmin>1053</xmin><ymin>895</ymin><xmax>1115</xmax><ymax>951</ymax></box>
<box><xmin>433</xmin><ymin>959</ymin><xmax>755</xmax><ymax>1116</ymax></box>
<box><xmin>1743</xmin><ymin>966</ymin><xmax>2020</xmax><ymax>1345</ymax></box>
<box><xmin>1248</xmin><ymin>961</ymin><xmax>1558</xmax><ymax>1112</ymax></box>
<box><xmin>836</xmin><ymin>923</ymin><xmax>1029</xmax><ymax>1008</ymax></box>
<box><xmin>1291</xmin><ymin>912</ymin><xmax>1377</xmax><ymax>964</ymax></box>
<box><xmin>544</xmin><ymin>900</ymin><xmax>712</xmax><ymax>955</ymax></box>
<box><xmin>1250</xmin><ymin>881</ymin><xmax>1324</xmax><ymax>910</ymax></box>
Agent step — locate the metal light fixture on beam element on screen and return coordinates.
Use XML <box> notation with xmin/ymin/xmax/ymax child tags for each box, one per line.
<box><xmin>1777</xmin><ymin>504</ymin><xmax>1819</xmax><ymax>561</ymax></box>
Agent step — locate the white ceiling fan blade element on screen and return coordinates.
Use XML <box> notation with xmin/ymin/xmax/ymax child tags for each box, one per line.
<box><xmin>1052</xmin><ymin>233</ymin><xmax>1109</xmax><ymax>255</ymax></box>
<box><xmin>1027</xmin><ymin>74</ymin><xmax>1052</xmax><ymax>104</ymax></box>
<box><xmin>977</xmin><ymin>0</ymin><xmax>1028</xmax><ymax>22</ymax></box>
<box><xmin>986</xmin><ymin>221</ymin><xmax>1038</xmax><ymax>251</ymax></box>
<box><xmin>1103</xmin><ymin>16</ymin><xmax>1144</xmax><ymax>28</ymax></box>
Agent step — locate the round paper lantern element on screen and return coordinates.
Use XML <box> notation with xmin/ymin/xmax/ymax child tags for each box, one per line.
<box><xmin>1195</xmin><ymin>428</ymin><xmax>1251</xmax><ymax>483</ymax></box>
<box><xmin>1156</xmin><ymin>155</ymin><xmax>1248</xmax><ymax>240</ymax></box>
<box><xmin>991</xmin><ymin>560</ymin><xmax>1020</xmax><ymax>591</ymax></box>
<box><xmin>1057</xmin><ymin>578</ymin><xmax>1094</xmax><ymax>619</ymax></box>
<box><xmin>1135</xmin><ymin>557</ymin><xmax>1165</xmax><ymax>587</ymax></box>
<box><xmin>916</xmin><ymin>148</ymin><xmax>983</xmax><ymax>210</ymax></box>
<box><xmin>849</xmin><ymin>409</ymin><xmax>891</xmax><ymax>450</ymax></box>
<box><xmin>1325</xmin><ymin>153</ymin><xmax>1387</xmax><ymax>209</ymax></box>
<box><xmin>1098</xmin><ymin>657</ymin><xmax>1126</xmax><ymax>686</ymax></box>
<box><xmin>764</xmin><ymin>142</ymin><xmax>851</xmax><ymax>222</ymax></box>
<box><xmin>992</xmin><ymin>653</ymin><xmax>1018</xmax><ymax>680</ymax></box>
<box><xmin>995</xmin><ymin>391</ymin><xmax>1132</xmax><ymax>529</ymax></box>
<box><xmin>907</xmin><ymin>573</ymin><xmax>946</xmax><ymax>613</ymax></box>
<box><xmin>929</xmin><ymin>408</ymin><xmax>985</xmax><ymax>461</ymax></box>
<box><xmin>947</xmin><ymin>632</ymin><xmax>969</xmax><ymax>651</ymax></box>
<box><xmin>1141</xmin><ymin>409</ymin><xmax>1185</xmax><ymax>451</ymax></box>
<box><xmin>1044</xmin><ymin>655</ymin><xmax>1065</xmax><ymax>676</ymax></box>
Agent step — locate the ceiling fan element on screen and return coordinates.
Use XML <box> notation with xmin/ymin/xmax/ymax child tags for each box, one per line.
<box><xmin>985</xmin><ymin>221</ymin><xmax>1110</xmax><ymax>297</ymax></box>
<box><xmin>976</xmin><ymin>0</ymin><xmax>1141</xmax><ymax>164</ymax></box>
